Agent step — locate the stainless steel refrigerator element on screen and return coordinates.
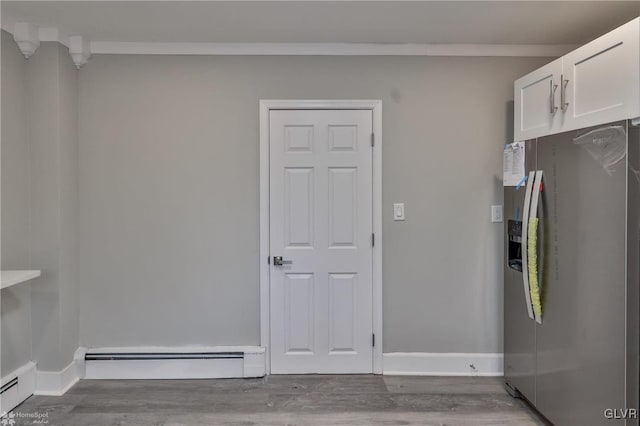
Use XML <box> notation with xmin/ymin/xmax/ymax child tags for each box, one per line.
<box><xmin>504</xmin><ymin>120</ymin><xmax>640</xmax><ymax>425</ymax></box>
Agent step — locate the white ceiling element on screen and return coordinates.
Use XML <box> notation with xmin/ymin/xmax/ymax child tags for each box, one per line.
<box><xmin>2</xmin><ymin>1</ymin><xmax>639</xmax><ymax>45</ymax></box>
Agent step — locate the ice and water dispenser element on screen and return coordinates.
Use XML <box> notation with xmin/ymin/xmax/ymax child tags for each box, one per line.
<box><xmin>507</xmin><ymin>220</ymin><xmax>523</xmax><ymax>272</ymax></box>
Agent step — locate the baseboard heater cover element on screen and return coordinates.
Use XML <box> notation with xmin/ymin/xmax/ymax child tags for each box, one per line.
<box><xmin>85</xmin><ymin>352</ymin><xmax>244</xmax><ymax>361</ymax></box>
<box><xmin>0</xmin><ymin>378</ymin><xmax>18</xmax><ymax>395</ymax></box>
<box><xmin>0</xmin><ymin>362</ymin><xmax>36</xmax><ymax>414</ymax></box>
<box><xmin>81</xmin><ymin>347</ymin><xmax>265</xmax><ymax>380</ymax></box>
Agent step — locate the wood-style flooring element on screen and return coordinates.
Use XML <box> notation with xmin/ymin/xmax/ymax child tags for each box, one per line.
<box><xmin>11</xmin><ymin>375</ymin><xmax>546</xmax><ymax>425</ymax></box>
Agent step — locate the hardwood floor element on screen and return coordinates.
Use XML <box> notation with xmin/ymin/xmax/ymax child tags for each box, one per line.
<box><xmin>11</xmin><ymin>375</ymin><xmax>546</xmax><ymax>425</ymax></box>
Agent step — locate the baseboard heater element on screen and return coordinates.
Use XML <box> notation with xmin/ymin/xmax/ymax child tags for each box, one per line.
<box><xmin>80</xmin><ymin>347</ymin><xmax>265</xmax><ymax>380</ymax></box>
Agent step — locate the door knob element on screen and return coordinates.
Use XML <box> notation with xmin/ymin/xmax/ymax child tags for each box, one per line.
<box><xmin>273</xmin><ymin>256</ymin><xmax>292</xmax><ymax>266</ymax></box>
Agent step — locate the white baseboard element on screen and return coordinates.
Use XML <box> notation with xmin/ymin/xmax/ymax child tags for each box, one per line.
<box><xmin>383</xmin><ymin>352</ymin><xmax>503</xmax><ymax>376</ymax></box>
<box><xmin>35</xmin><ymin>361</ymin><xmax>79</xmax><ymax>396</ymax></box>
<box><xmin>0</xmin><ymin>362</ymin><xmax>36</xmax><ymax>413</ymax></box>
<box><xmin>81</xmin><ymin>346</ymin><xmax>266</xmax><ymax>380</ymax></box>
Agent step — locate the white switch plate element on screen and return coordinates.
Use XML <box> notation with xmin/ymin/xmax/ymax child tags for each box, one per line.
<box><xmin>491</xmin><ymin>205</ymin><xmax>503</xmax><ymax>223</ymax></box>
<box><xmin>393</xmin><ymin>203</ymin><xmax>405</xmax><ymax>221</ymax></box>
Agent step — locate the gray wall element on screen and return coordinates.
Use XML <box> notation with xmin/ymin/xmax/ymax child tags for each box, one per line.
<box><xmin>78</xmin><ymin>54</ymin><xmax>548</xmax><ymax>353</ymax></box>
<box><xmin>1</xmin><ymin>32</ymin><xmax>79</xmax><ymax>374</ymax></box>
<box><xmin>28</xmin><ymin>41</ymin><xmax>79</xmax><ymax>371</ymax></box>
<box><xmin>1</xmin><ymin>31</ymin><xmax>32</xmax><ymax>376</ymax></box>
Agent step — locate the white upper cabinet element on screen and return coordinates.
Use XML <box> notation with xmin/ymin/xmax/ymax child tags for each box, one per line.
<box><xmin>515</xmin><ymin>18</ymin><xmax>640</xmax><ymax>141</ymax></box>
<box><xmin>563</xmin><ymin>19</ymin><xmax>640</xmax><ymax>131</ymax></box>
<box><xmin>514</xmin><ymin>59</ymin><xmax>563</xmax><ymax>141</ymax></box>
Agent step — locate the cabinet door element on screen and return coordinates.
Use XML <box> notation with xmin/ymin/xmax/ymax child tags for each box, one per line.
<box><xmin>562</xmin><ymin>18</ymin><xmax>640</xmax><ymax>132</ymax></box>
<box><xmin>514</xmin><ymin>58</ymin><xmax>562</xmax><ymax>141</ymax></box>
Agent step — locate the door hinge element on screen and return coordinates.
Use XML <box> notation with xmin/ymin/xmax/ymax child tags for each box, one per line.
<box><xmin>372</xmin><ymin>333</ymin><xmax>375</xmax><ymax>347</ymax></box>
<box><xmin>371</xmin><ymin>133</ymin><xmax>375</xmax><ymax>147</ymax></box>
<box><xmin>371</xmin><ymin>233</ymin><xmax>375</xmax><ymax>247</ymax></box>
<box><xmin>267</xmin><ymin>256</ymin><xmax>270</xmax><ymax>265</ymax></box>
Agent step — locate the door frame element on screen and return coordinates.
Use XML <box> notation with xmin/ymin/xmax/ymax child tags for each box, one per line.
<box><xmin>259</xmin><ymin>99</ymin><xmax>383</xmax><ymax>374</ymax></box>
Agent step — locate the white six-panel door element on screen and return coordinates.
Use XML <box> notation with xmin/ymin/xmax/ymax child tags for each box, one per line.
<box><xmin>269</xmin><ymin>109</ymin><xmax>373</xmax><ymax>374</ymax></box>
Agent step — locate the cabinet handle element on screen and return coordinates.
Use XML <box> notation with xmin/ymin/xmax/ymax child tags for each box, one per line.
<box><xmin>561</xmin><ymin>74</ymin><xmax>569</xmax><ymax>112</ymax></box>
<box><xmin>550</xmin><ymin>79</ymin><xmax>558</xmax><ymax>114</ymax></box>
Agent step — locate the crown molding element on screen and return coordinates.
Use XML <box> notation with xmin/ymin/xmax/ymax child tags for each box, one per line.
<box><xmin>90</xmin><ymin>41</ymin><xmax>573</xmax><ymax>57</ymax></box>
<box><xmin>3</xmin><ymin>19</ymin><xmax>572</xmax><ymax>59</ymax></box>
<box><xmin>2</xmin><ymin>22</ymin><xmax>91</xmax><ymax>68</ymax></box>
<box><xmin>3</xmin><ymin>22</ymin><xmax>70</xmax><ymax>48</ymax></box>
<box><xmin>37</xmin><ymin>27</ymin><xmax>70</xmax><ymax>47</ymax></box>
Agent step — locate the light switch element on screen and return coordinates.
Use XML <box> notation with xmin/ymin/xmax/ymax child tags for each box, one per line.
<box><xmin>491</xmin><ymin>205</ymin><xmax>503</xmax><ymax>223</ymax></box>
<box><xmin>393</xmin><ymin>203</ymin><xmax>405</xmax><ymax>221</ymax></box>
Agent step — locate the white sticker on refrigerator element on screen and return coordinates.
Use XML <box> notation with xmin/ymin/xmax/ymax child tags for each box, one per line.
<box><xmin>503</xmin><ymin>141</ymin><xmax>525</xmax><ymax>187</ymax></box>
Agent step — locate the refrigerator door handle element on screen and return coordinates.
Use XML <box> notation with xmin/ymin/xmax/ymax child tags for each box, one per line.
<box><xmin>528</xmin><ymin>171</ymin><xmax>544</xmax><ymax>324</ymax></box>
<box><xmin>520</xmin><ymin>170</ymin><xmax>536</xmax><ymax>320</ymax></box>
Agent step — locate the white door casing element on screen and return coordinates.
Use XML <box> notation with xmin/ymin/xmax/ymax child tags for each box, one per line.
<box><xmin>259</xmin><ymin>100</ymin><xmax>383</xmax><ymax>375</ymax></box>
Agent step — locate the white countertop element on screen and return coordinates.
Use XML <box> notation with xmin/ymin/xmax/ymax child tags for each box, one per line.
<box><xmin>1</xmin><ymin>270</ymin><xmax>41</xmax><ymax>290</ymax></box>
